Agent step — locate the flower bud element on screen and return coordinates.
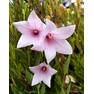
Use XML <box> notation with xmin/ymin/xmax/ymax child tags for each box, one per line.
<box><xmin>46</xmin><ymin>15</ymin><xmax>51</xmax><ymax>20</ymax></box>
<box><xmin>59</xmin><ymin>4</ymin><xmax>66</xmax><ymax>13</ymax></box>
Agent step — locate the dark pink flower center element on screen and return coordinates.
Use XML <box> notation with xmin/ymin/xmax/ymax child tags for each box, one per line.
<box><xmin>41</xmin><ymin>66</ymin><xmax>47</xmax><ymax>72</ymax></box>
<box><xmin>46</xmin><ymin>33</ymin><xmax>53</xmax><ymax>40</ymax></box>
<box><xmin>33</xmin><ymin>30</ymin><xmax>39</xmax><ymax>35</ymax></box>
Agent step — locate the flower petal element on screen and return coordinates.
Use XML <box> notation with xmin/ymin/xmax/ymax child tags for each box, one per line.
<box><xmin>55</xmin><ymin>39</ymin><xmax>72</xmax><ymax>54</ymax></box>
<box><xmin>48</xmin><ymin>66</ymin><xmax>57</xmax><ymax>75</ymax></box>
<box><xmin>29</xmin><ymin>63</ymin><xmax>57</xmax><ymax>88</ymax></box>
<box><xmin>32</xmin><ymin>74</ymin><xmax>42</xmax><ymax>86</ymax></box>
<box><xmin>52</xmin><ymin>25</ymin><xmax>76</xmax><ymax>39</ymax></box>
<box><xmin>44</xmin><ymin>47</ymin><xmax>56</xmax><ymax>64</ymax></box>
<box><xmin>28</xmin><ymin>10</ymin><xmax>45</xmax><ymax>30</ymax></box>
<box><xmin>46</xmin><ymin>19</ymin><xmax>56</xmax><ymax>32</ymax></box>
<box><xmin>17</xmin><ymin>34</ymin><xmax>32</xmax><ymax>48</ymax></box>
<box><xmin>43</xmin><ymin>75</ymin><xmax>51</xmax><ymax>88</ymax></box>
<box><xmin>17</xmin><ymin>32</ymin><xmax>44</xmax><ymax>48</ymax></box>
<box><xmin>31</xmin><ymin>45</ymin><xmax>44</xmax><ymax>52</ymax></box>
<box><xmin>29</xmin><ymin>66</ymin><xmax>40</xmax><ymax>74</ymax></box>
<box><xmin>13</xmin><ymin>21</ymin><xmax>30</xmax><ymax>34</ymax></box>
<box><xmin>17</xmin><ymin>34</ymin><xmax>33</xmax><ymax>48</ymax></box>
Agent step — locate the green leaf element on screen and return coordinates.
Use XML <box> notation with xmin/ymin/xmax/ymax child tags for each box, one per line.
<box><xmin>61</xmin><ymin>88</ymin><xmax>65</xmax><ymax>94</ymax></box>
<box><xmin>15</xmin><ymin>48</ymin><xmax>27</xmax><ymax>61</ymax></box>
<box><xmin>66</xmin><ymin>83</ymin><xmax>71</xmax><ymax>94</ymax></box>
<box><xmin>11</xmin><ymin>84</ymin><xmax>18</xmax><ymax>94</ymax></box>
<box><xmin>64</xmin><ymin>56</ymin><xmax>71</xmax><ymax>75</ymax></box>
<box><xmin>25</xmin><ymin>69</ymin><xmax>33</xmax><ymax>84</ymax></box>
<box><xmin>40</xmin><ymin>84</ymin><xmax>46</xmax><ymax>94</ymax></box>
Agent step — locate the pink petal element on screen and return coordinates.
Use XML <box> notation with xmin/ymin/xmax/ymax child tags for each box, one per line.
<box><xmin>28</xmin><ymin>10</ymin><xmax>46</xmax><ymax>31</ymax></box>
<box><xmin>45</xmin><ymin>19</ymin><xmax>56</xmax><ymax>32</ymax></box>
<box><xmin>29</xmin><ymin>63</ymin><xmax>46</xmax><ymax>73</ymax></box>
<box><xmin>55</xmin><ymin>39</ymin><xmax>72</xmax><ymax>54</ymax></box>
<box><xmin>17</xmin><ymin>32</ymin><xmax>44</xmax><ymax>48</ymax></box>
<box><xmin>32</xmin><ymin>74</ymin><xmax>42</xmax><ymax>86</ymax></box>
<box><xmin>44</xmin><ymin>47</ymin><xmax>56</xmax><ymax>64</ymax></box>
<box><xmin>29</xmin><ymin>63</ymin><xmax>57</xmax><ymax>87</ymax></box>
<box><xmin>17</xmin><ymin>34</ymin><xmax>33</xmax><ymax>48</ymax></box>
<box><xmin>31</xmin><ymin>45</ymin><xmax>44</xmax><ymax>52</ymax></box>
<box><xmin>52</xmin><ymin>25</ymin><xmax>76</xmax><ymax>39</ymax></box>
<box><xmin>13</xmin><ymin>21</ymin><xmax>30</xmax><ymax>34</ymax></box>
<box><xmin>43</xmin><ymin>75</ymin><xmax>51</xmax><ymax>88</ymax></box>
<box><xmin>48</xmin><ymin>66</ymin><xmax>57</xmax><ymax>75</ymax></box>
<box><xmin>29</xmin><ymin>66</ymin><xmax>40</xmax><ymax>73</ymax></box>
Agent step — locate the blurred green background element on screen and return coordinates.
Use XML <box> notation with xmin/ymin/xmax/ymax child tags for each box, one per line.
<box><xmin>9</xmin><ymin>0</ymin><xmax>84</xmax><ymax>94</ymax></box>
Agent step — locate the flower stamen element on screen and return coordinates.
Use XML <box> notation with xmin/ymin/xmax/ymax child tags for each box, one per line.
<box><xmin>42</xmin><ymin>66</ymin><xmax>47</xmax><ymax>72</ymax></box>
<box><xmin>46</xmin><ymin>33</ymin><xmax>53</xmax><ymax>40</ymax></box>
<box><xmin>33</xmin><ymin>30</ymin><xmax>39</xmax><ymax>35</ymax></box>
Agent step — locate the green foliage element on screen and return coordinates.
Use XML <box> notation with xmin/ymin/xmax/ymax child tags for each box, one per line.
<box><xmin>9</xmin><ymin>0</ymin><xmax>84</xmax><ymax>94</ymax></box>
<box><xmin>64</xmin><ymin>56</ymin><xmax>71</xmax><ymax>75</ymax></box>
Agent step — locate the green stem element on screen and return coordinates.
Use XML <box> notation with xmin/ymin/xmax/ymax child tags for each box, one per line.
<box><xmin>37</xmin><ymin>84</ymin><xmax>40</xmax><ymax>94</ymax></box>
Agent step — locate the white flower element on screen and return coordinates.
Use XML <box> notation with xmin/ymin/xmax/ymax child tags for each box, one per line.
<box><xmin>29</xmin><ymin>62</ymin><xmax>57</xmax><ymax>88</ymax></box>
<box><xmin>65</xmin><ymin>75</ymin><xmax>75</xmax><ymax>84</ymax></box>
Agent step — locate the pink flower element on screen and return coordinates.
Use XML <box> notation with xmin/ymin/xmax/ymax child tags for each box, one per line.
<box><xmin>29</xmin><ymin>62</ymin><xmax>57</xmax><ymax>88</ymax></box>
<box><xmin>31</xmin><ymin>19</ymin><xmax>75</xmax><ymax>63</ymax></box>
<box><xmin>13</xmin><ymin>10</ymin><xmax>46</xmax><ymax>48</ymax></box>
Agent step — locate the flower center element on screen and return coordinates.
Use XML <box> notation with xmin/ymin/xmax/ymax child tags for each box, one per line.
<box><xmin>46</xmin><ymin>33</ymin><xmax>53</xmax><ymax>40</ymax></box>
<box><xmin>41</xmin><ymin>66</ymin><xmax>47</xmax><ymax>72</ymax></box>
<box><xmin>33</xmin><ymin>30</ymin><xmax>39</xmax><ymax>35</ymax></box>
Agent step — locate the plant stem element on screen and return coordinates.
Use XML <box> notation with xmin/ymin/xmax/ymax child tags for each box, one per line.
<box><xmin>50</xmin><ymin>0</ymin><xmax>59</xmax><ymax>24</ymax></box>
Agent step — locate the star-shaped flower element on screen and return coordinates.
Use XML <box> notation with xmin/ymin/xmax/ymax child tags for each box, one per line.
<box><xmin>13</xmin><ymin>10</ymin><xmax>46</xmax><ymax>48</ymax></box>
<box><xmin>31</xmin><ymin>19</ymin><xmax>75</xmax><ymax>63</ymax></box>
<box><xmin>29</xmin><ymin>62</ymin><xmax>57</xmax><ymax>88</ymax></box>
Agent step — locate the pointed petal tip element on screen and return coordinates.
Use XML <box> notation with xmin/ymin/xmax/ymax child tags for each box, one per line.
<box><xmin>29</xmin><ymin>67</ymin><xmax>31</xmax><ymax>70</ymax></box>
<box><xmin>67</xmin><ymin>24</ymin><xmax>76</xmax><ymax>31</ymax></box>
<box><xmin>30</xmin><ymin>47</ymin><xmax>33</xmax><ymax>50</ymax></box>
<box><xmin>17</xmin><ymin>41</ymin><xmax>23</xmax><ymax>48</ymax></box>
<box><xmin>28</xmin><ymin>10</ymin><xmax>35</xmax><ymax>21</ymax></box>
<box><xmin>28</xmin><ymin>10</ymin><xmax>36</xmax><ymax>19</ymax></box>
<box><xmin>31</xmin><ymin>83</ymin><xmax>34</xmax><ymax>86</ymax></box>
<box><xmin>12</xmin><ymin>22</ymin><xmax>15</xmax><ymax>25</ymax></box>
<box><xmin>32</xmin><ymin>82</ymin><xmax>35</xmax><ymax>86</ymax></box>
<box><xmin>71</xmin><ymin>24</ymin><xmax>76</xmax><ymax>30</ymax></box>
<box><xmin>45</xmin><ymin>48</ymin><xmax>56</xmax><ymax>65</ymax></box>
<box><xmin>17</xmin><ymin>45</ymin><xmax>20</xmax><ymax>48</ymax></box>
<box><xmin>48</xmin><ymin>84</ymin><xmax>51</xmax><ymax>88</ymax></box>
<box><xmin>32</xmin><ymin>77</ymin><xmax>42</xmax><ymax>86</ymax></box>
<box><xmin>17</xmin><ymin>46</ymin><xmax>20</xmax><ymax>48</ymax></box>
<box><xmin>47</xmin><ymin>61</ymin><xmax>50</xmax><ymax>64</ymax></box>
<box><xmin>55</xmin><ymin>70</ymin><xmax>57</xmax><ymax>74</ymax></box>
<box><xmin>66</xmin><ymin>46</ymin><xmax>73</xmax><ymax>55</ymax></box>
<box><xmin>52</xmin><ymin>69</ymin><xmax>57</xmax><ymax>75</ymax></box>
<box><xmin>31</xmin><ymin>10</ymin><xmax>36</xmax><ymax>14</ymax></box>
<box><xmin>30</xmin><ymin>46</ymin><xmax>37</xmax><ymax>51</ymax></box>
<box><xmin>69</xmin><ymin>47</ymin><xmax>73</xmax><ymax>54</ymax></box>
<box><xmin>73</xmin><ymin>24</ymin><xmax>76</xmax><ymax>29</ymax></box>
<box><xmin>12</xmin><ymin>22</ymin><xmax>21</xmax><ymax>26</ymax></box>
<box><xmin>43</xmin><ymin>80</ymin><xmax>51</xmax><ymax>88</ymax></box>
<box><xmin>29</xmin><ymin>67</ymin><xmax>34</xmax><ymax>72</ymax></box>
<box><xmin>17</xmin><ymin>43</ymin><xmax>21</xmax><ymax>48</ymax></box>
<box><xmin>54</xmin><ymin>69</ymin><xmax>57</xmax><ymax>73</ymax></box>
<box><xmin>12</xmin><ymin>22</ymin><xmax>17</xmax><ymax>26</ymax></box>
<box><xmin>32</xmin><ymin>82</ymin><xmax>41</xmax><ymax>87</ymax></box>
<box><xmin>47</xmin><ymin>58</ymin><xmax>53</xmax><ymax>64</ymax></box>
<box><xmin>29</xmin><ymin>67</ymin><xmax>31</xmax><ymax>71</ymax></box>
<box><xmin>45</xmin><ymin>18</ymin><xmax>49</xmax><ymax>22</ymax></box>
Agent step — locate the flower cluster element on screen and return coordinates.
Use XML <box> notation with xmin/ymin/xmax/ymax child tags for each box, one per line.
<box><xmin>13</xmin><ymin>10</ymin><xmax>75</xmax><ymax>88</ymax></box>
